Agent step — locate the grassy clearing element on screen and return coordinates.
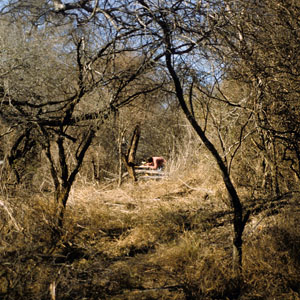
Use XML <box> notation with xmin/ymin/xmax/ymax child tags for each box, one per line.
<box><xmin>0</xmin><ymin>167</ymin><xmax>300</xmax><ymax>299</ymax></box>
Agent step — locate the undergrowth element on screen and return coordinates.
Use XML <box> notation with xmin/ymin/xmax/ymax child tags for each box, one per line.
<box><xmin>0</xmin><ymin>168</ymin><xmax>299</xmax><ymax>300</ymax></box>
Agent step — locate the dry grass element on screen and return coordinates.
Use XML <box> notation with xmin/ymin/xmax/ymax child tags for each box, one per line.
<box><xmin>0</xmin><ymin>163</ymin><xmax>299</xmax><ymax>299</ymax></box>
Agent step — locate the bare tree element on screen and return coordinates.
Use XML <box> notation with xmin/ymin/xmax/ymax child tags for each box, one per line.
<box><xmin>4</xmin><ymin>0</ymin><xmax>298</xmax><ymax>276</ymax></box>
<box><xmin>216</xmin><ymin>0</ymin><xmax>300</xmax><ymax>194</ymax></box>
<box><xmin>0</xmin><ymin>5</ymin><xmax>163</xmax><ymax>228</ymax></box>
<box><xmin>33</xmin><ymin>0</ymin><xmax>250</xmax><ymax>274</ymax></box>
<box><xmin>112</xmin><ymin>0</ymin><xmax>250</xmax><ymax>275</ymax></box>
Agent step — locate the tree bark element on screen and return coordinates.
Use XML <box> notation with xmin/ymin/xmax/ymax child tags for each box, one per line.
<box><xmin>121</xmin><ymin>125</ymin><xmax>141</xmax><ymax>182</ymax></box>
<box><xmin>164</xmin><ymin>33</ymin><xmax>249</xmax><ymax>274</ymax></box>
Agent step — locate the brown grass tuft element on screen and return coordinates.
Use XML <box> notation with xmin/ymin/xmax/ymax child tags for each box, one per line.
<box><xmin>1</xmin><ymin>164</ymin><xmax>299</xmax><ymax>299</ymax></box>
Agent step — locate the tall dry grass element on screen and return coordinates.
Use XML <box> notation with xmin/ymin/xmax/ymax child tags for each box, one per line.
<box><xmin>0</xmin><ymin>158</ymin><xmax>299</xmax><ymax>299</ymax></box>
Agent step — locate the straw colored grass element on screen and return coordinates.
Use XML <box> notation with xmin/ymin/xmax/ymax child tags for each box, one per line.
<box><xmin>0</xmin><ymin>163</ymin><xmax>299</xmax><ymax>299</ymax></box>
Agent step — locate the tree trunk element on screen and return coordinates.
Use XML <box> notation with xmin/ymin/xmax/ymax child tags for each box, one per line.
<box><xmin>55</xmin><ymin>184</ymin><xmax>71</xmax><ymax>229</ymax></box>
<box><xmin>118</xmin><ymin>128</ymin><xmax>125</xmax><ymax>187</ymax></box>
<box><xmin>122</xmin><ymin>125</ymin><xmax>141</xmax><ymax>182</ymax></box>
<box><xmin>164</xmin><ymin>43</ymin><xmax>249</xmax><ymax>275</ymax></box>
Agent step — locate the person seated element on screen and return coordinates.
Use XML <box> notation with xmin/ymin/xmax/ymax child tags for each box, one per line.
<box><xmin>143</xmin><ymin>156</ymin><xmax>166</xmax><ymax>170</ymax></box>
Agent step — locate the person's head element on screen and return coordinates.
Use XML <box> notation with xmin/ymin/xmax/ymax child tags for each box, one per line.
<box><xmin>147</xmin><ymin>157</ymin><xmax>153</xmax><ymax>163</ymax></box>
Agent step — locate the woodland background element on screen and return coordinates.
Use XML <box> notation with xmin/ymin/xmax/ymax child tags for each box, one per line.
<box><xmin>0</xmin><ymin>1</ymin><xmax>299</xmax><ymax>299</ymax></box>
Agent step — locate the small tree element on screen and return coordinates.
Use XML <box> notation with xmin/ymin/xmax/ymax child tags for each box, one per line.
<box><xmin>123</xmin><ymin>0</ymin><xmax>251</xmax><ymax>275</ymax></box>
<box><xmin>217</xmin><ymin>0</ymin><xmax>300</xmax><ymax>193</ymax></box>
<box><xmin>0</xmin><ymin>8</ymin><xmax>163</xmax><ymax>229</ymax></box>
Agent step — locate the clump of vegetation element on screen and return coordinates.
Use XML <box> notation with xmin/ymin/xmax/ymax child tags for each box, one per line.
<box><xmin>0</xmin><ymin>0</ymin><xmax>299</xmax><ymax>299</ymax></box>
<box><xmin>1</xmin><ymin>166</ymin><xmax>299</xmax><ymax>299</ymax></box>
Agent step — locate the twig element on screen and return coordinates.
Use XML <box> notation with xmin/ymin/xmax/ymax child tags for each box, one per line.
<box><xmin>0</xmin><ymin>199</ymin><xmax>23</xmax><ymax>231</ymax></box>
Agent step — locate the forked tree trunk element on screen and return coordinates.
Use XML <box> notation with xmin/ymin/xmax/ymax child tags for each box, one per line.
<box><xmin>43</xmin><ymin>128</ymin><xmax>95</xmax><ymax>232</ymax></box>
<box><xmin>121</xmin><ymin>125</ymin><xmax>141</xmax><ymax>182</ymax></box>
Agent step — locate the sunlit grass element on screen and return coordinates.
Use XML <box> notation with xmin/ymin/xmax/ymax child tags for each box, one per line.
<box><xmin>0</xmin><ymin>162</ymin><xmax>299</xmax><ymax>299</ymax></box>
